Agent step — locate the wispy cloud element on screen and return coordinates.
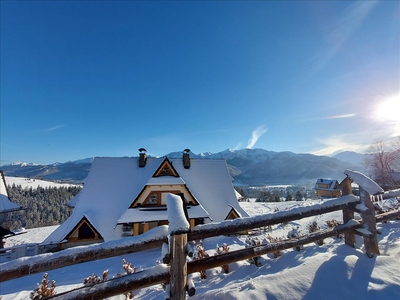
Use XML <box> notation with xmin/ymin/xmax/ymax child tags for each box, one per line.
<box><xmin>43</xmin><ymin>124</ymin><xmax>67</xmax><ymax>132</ymax></box>
<box><xmin>233</xmin><ymin>143</ymin><xmax>242</xmax><ymax>151</ymax></box>
<box><xmin>246</xmin><ymin>125</ymin><xmax>268</xmax><ymax>149</ymax></box>
<box><xmin>300</xmin><ymin>113</ymin><xmax>357</xmax><ymax>122</ymax></box>
<box><xmin>326</xmin><ymin>113</ymin><xmax>357</xmax><ymax>120</ymax></box>
<box><xmin>310</xmin><ymin>127</ymin><xmax>391</xmax><ymax>156</ymax></box>
<box><xmin>303</xmin><ymin>1</ymin><xmax>379</xmax><ymax>79</ymax></box>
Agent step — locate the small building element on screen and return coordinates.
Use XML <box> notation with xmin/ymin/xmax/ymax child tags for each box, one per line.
<box><xmin>0</xmin><ymin>171</ymin><xmax>22</xmax><ymax>248</ymax></box>
<box><xmin>0</xmin><ymin>171</ymin><xmax>21</xmax><ymax>215</ymax></box>
<box><xmin>44</xmin><ymin>150</ymin><xmax>249</xmax><ymax>249</ymax></box>
<box><xmin>314</xmin><ymin>178</ymin><xmax>341</xmax><ymax>198</ymax></box>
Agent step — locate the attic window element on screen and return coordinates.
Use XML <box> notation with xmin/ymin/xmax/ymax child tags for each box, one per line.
<box><xmin>153</xmin><ymin>159</ymin><xmax>179</xmax><ymax>177</ymax></box>
<box><xmin>225</xmin><ymin>208</ymin><xmax>240</xmax><ymax>220</ymax></box>
<box><xmin>147</xmin><ymin>193</ymin><xmax>158</xmax><ymax>205</ymax></box>
<box><xmin>78</xmin><ymin>222</ymin><xmax>95</xmax><ymax>239</ymax></box>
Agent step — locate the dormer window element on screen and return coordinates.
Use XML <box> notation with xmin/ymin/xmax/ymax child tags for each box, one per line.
<box><xmin>147</xmin><ymin>193</ymin><xmax>158</xmax><ymax>205</ymax></box>
<box><xmin>153</xmin><ymin>158</ymin><xmax>179</xmax><ymax>177</ymax></box>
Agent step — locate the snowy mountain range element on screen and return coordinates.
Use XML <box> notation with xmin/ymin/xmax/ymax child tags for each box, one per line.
<box><xmin>0</xmin><ymin>149</ymin><xmax>366</xmax><ymax>185</ymax></box>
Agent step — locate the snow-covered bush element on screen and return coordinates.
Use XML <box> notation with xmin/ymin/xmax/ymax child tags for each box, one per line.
<box><xmin>30</xmin><ymin>273</ymin><xmax>56</xmax><ymax>299</ymax></box>
<box><xmin>193</xmin><ymin>240</ymin><xmax>209</xmax><ymax>279</ymax></box>
<box><xmin>215</xmin><ymin>243</ymin><xmax>230</xmax><ymax>273</ymax></box>
<box><xmin>287</xmin><ymin>226</ymin><xmax>303</xmax><ymax>251</ymax></box>
<box><xmin>326</xmin><ymin>219</ymin><xmax>342</xmax><ymax>238</ymax></box>
<box><xmin>264</xmin><ymin>234</ymin><xmax>282</xmax><ymax>258</ymax></box>
<box><xmin>307</xmin><ymin>221</ymin><xmax>323</xmax><ymax>245</ymax></box>
<box><xmin>245</xmin><ymin>237</ymin><xmax>262</xmax><ymax>266</ymax></box>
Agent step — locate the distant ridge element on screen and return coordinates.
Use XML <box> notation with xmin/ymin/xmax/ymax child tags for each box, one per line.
<box><xmin>331</xmin><ymin>151</ymin><xmax>365</xmax><ymax>166</ymax></box>
<box><xmin>1</xmin><ymin>149</ymin><xmax>366</xmax><ymax>185</ymax></box>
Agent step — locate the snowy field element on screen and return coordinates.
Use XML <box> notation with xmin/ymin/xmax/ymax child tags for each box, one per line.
<box><xmin>5</xmin><ymin>176</ymin><xmax>81</xmax><ymax>189</ymax></box>
<box><xmin>1</xmin><ymin>198</ymin><xmax>399</xmax><ymax>300</ymax></box>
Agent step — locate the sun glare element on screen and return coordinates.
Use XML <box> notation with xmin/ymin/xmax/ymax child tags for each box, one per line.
<box><xmin>375</xmin><ymin>95</ymin><xmax>400</xmax><ymax>121</ymax></box>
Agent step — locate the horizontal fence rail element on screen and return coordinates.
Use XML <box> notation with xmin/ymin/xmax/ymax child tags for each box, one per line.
<box><xmin>188</xmin><ymin>194</ymin><xmax>360</xmax><ymax>240</ymax></box>
<box><xmin>0</xmin><ymin>227</ymin><xmax>168</xmax><ymax>282</ymax></box>
<box><xmin>44</xmin><ymin>265</ymin><xmax>170</xmax><ymax>300</ymax></box>
<box><xmin>187</xmin><ymin>219</ymin><xmax>364</xmax><ymax>274</ymax></box>
<box><xmin>1</xmin><ymin>192</ymin><xmax>399</xmax><ymax>298</ymax></box>
<box><xmin>42</xmin><ymin>219</ymin><xmax>366</xmax><ymax>300</ymax></box>
<box><xmin>0</xmin><ymin>195</ymin><xmax>359</xmax><ymax>282</ymax></box>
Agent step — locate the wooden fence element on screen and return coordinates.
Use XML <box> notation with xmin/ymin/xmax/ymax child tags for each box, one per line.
<box><xmin>1</xmin><ymin>185</ymin><xmax>399</xmax><ymax>299</ymax></box>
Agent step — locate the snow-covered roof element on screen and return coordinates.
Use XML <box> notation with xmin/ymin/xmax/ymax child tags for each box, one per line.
<box><xmin>0</xmin><ymin>171</ymin><xmax>21</xmax><ymax>213</ymax></box>
<box><xmin>314</xmin><ymin>179</ymin><xmax>339</xmax><ymax>191</ymax></box>
<box><xmin>45</xmin><ymin>157</ymin><xmax>248</xmax><ymax>243</ymax></box>
<box><xmin>344</xmin><ymin>169</ymin><xmax>384</xmax><ymax>195</ymax></box>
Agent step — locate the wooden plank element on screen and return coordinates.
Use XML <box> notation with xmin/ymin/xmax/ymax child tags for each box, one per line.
<box><xmin>0</xmin><ymin>238</ymin><xmax>165</xmax><ymax>282</ymax></box>
<box><xmin>188</xmin><ymin>220</ymin><xmax>362</xmax><ymax>274</ymax></box>
<box><xmin>44</xmin><ymin>265</ymin><xmax>170</xmax><ymax>300</ymax></box>
<box><xmin>359</xmin><ymin>187</ymin><xmax>380</xmax><ymax>257</ymax></box>
<box><xmin>44</xmin><ymin>221</ymin><xmax>362</xmax><ymax>300</ymax></box>
<box><xmin>375</xmin><ymin>209</ymin><xmax>400</xmax><ymax>223</ymax></box>
<box><xmin>170</xmin><ymin>234</ymin><xmax>187</xmax><ymax>300</ymax></box>
<box><xmin>343</xmin><ymin>208</ymin><xmax>356</xmax><ymax>247</ymax></box>
<box><xmin>0</xmin><ymin>195</ymin><xmax>360</xmax><ymax>282</ymax></box>
<box><xmin>188</xmin><ymin>197</ymin><xmax>359</xmax><ymax>241</ymax></box>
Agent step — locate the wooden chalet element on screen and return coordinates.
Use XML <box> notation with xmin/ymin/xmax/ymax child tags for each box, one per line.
<box><xmin>44</xmin><ymin>150</ymin><xmax>248</xmax><ymax>249</ymax></box>
<box><xmin>314</xmin><ymin>178</ymin><xmax>342</xmax><ymax>198</ymax></box>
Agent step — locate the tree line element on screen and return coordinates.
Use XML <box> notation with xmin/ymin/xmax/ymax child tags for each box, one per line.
<box><xmin>2</xmin><ymin>184</ymin><xmax>82</xmax><ymax>230</ymax></box>
<box><xmin>235</xmin><ymin>185</ymin><xmax>314</xmax><ymax>202</ymax></box>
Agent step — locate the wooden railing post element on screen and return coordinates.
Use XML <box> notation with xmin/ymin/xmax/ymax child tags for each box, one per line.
<box><xmin>359</xmin><ymin>187</ymin><xmax>380</xmax><ymax>257</ymax></box>
<box><xmin>341</xmin><ymin>177</ymin><xmax>356</xmax><ymax>247</ymax></box>
<box><xmin>169</xmin><ymin>233</ymin><xmax>187</xmax><ymax>300</ymax></box>
<box><xmin>166</xmin><ymin>193</ymin><xmax>191</xmax><ymax>300</ymax></box>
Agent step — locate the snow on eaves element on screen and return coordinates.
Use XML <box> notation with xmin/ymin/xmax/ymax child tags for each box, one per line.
<box><xmin>344</xmin><ymin>169</ymin><xmax>384</xmax><ymax>195</ymax></box>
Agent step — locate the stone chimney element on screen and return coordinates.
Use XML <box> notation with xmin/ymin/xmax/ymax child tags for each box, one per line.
<box><xmin>138</xmin><ymin>148</ymin><xmax>147</xmax><ymax>168</ymax></box>
<box><xmin>183</xmin><ymin>148</ymin><xmax>190</xmax><ymax>169</ymax></box>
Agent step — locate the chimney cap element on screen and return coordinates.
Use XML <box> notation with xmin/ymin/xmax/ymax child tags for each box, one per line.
<box><xmin>139</xmin><ymin>148</ymin><xmax>147</xmax><ymax>153</ymax></box>
<box><xmin>183</xmin><ymin>148</ymin><xmax>190</xmax><ymax>153</ymax></box>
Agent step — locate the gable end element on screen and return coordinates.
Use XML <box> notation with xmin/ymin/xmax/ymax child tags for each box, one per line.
<box><xmin>153</xmin><ymin>158</ymin><xmax>179</xmax><ymax>177</ymax></box>
<box><xmin>65</xmin><ymin>216</ymin><xmax>103</xmax><ymax>242</ymax></box>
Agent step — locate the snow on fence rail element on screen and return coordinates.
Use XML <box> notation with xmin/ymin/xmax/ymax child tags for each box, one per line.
<box><xmin>1</xmin><ymin>187</ymin><xmax>400</xmax><ymax>298</ymax></box>
<box><xmin>0</xmin><ymin>195</ymin><xmax>359</xmax><ymax>282</ymax></box>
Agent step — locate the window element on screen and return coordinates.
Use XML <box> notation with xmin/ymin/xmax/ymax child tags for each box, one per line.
<box><xmin>78</xmin><ymin>222</ymin><xmax>95</xmax><ymax>239</ymax></box>
<box><xmin>147</xmin><ymin>193</ymin><xmax>158</xmax><ymax>205</ymax></box>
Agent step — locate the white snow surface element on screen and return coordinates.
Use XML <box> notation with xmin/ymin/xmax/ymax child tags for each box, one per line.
<box><xmin>1</xmin><ymin>199</ymin><xmax>400</xmax><ymax>299</ymax></box>
<box><xmin>4</xmin><ymin>176</ymin><xmax>80</xmax><ymax>189</ymax></box>
<box><xmin>344</xmin><ymin>169</ymin><xmax>384</xmax><ymax>195</ymax></box>
<box><xmin>167</xmin><ymin>193</ymin><xmax>190</xmax><ymax>235</ymax></box>
<box><xmin>0</xmin><ymin>174</ymin><xmax>20</xmax><ymax>213</ymax></box>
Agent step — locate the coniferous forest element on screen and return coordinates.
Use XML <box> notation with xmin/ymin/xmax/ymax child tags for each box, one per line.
<box><xmin>3</xmin><ymin>184</ymin><xmax>82</xmax><ymax>230</ymax></box>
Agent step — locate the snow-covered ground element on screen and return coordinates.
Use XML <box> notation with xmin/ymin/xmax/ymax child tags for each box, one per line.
<box><xmin>5</xmin><ymin>176</ymin><xmax>80</xmax><ymax>189</ymax></box>
<box><xmin>1</xmin><ymin>199</ymin><xmax>400</xmax><ymax>299</ymax></box>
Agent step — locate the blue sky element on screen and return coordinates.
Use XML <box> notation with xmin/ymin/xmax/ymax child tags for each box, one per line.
<box><xmin>1</xmin><ymin>1</ymin><xmax>399</xmax><ymax>165</ymax></box>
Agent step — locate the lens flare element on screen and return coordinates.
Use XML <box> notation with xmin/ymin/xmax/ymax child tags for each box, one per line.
<box><xmin>375</xmin><ymin>95</ymin><xmax>400</xmax><ymax>122</ymax></box>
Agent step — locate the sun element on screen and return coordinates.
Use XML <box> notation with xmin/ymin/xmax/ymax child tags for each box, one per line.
<box><xmin>375</xmin><ymin>95</ymin><xmax>400</xmax><ymax>122</ymax></box>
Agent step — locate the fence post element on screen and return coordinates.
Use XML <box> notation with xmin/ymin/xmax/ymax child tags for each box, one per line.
<box><xmin>359</xmin><ymin>187</ymin><xmax>380</xmax><ymax>257</ymax></box>
<box><xmin>166</xmin><ymin>193</ymin><xmax>191</xmax><ymax>300</ymax></box>
<box><xmin>341</xmin><ymin>177</ymin><xmax>356</xmax><ymax>247</ymax></box>
<box><xmin>169</xmin><ymin>233</ymin><xmax>187</xmax><ymax>300</ymax></box>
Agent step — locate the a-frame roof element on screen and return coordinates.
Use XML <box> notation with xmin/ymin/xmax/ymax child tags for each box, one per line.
<box><xmin>45</xmin><ymin>156</ymin><xmax>248</xmax><ymax>243</ymax></box>
<box><xmin>65</xmin><ymin>215</ymin><xmax>103</xmax><ymax>240</ymax></box>
<box><xmin>152</xmin><ymin>157</ymin><xmax>179</xmax><ymax>177</ymax></box>
<box><xmin>0</xmin><ymin>171</ymin><xmax>21</xmax><ymax>214</ymax></box>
